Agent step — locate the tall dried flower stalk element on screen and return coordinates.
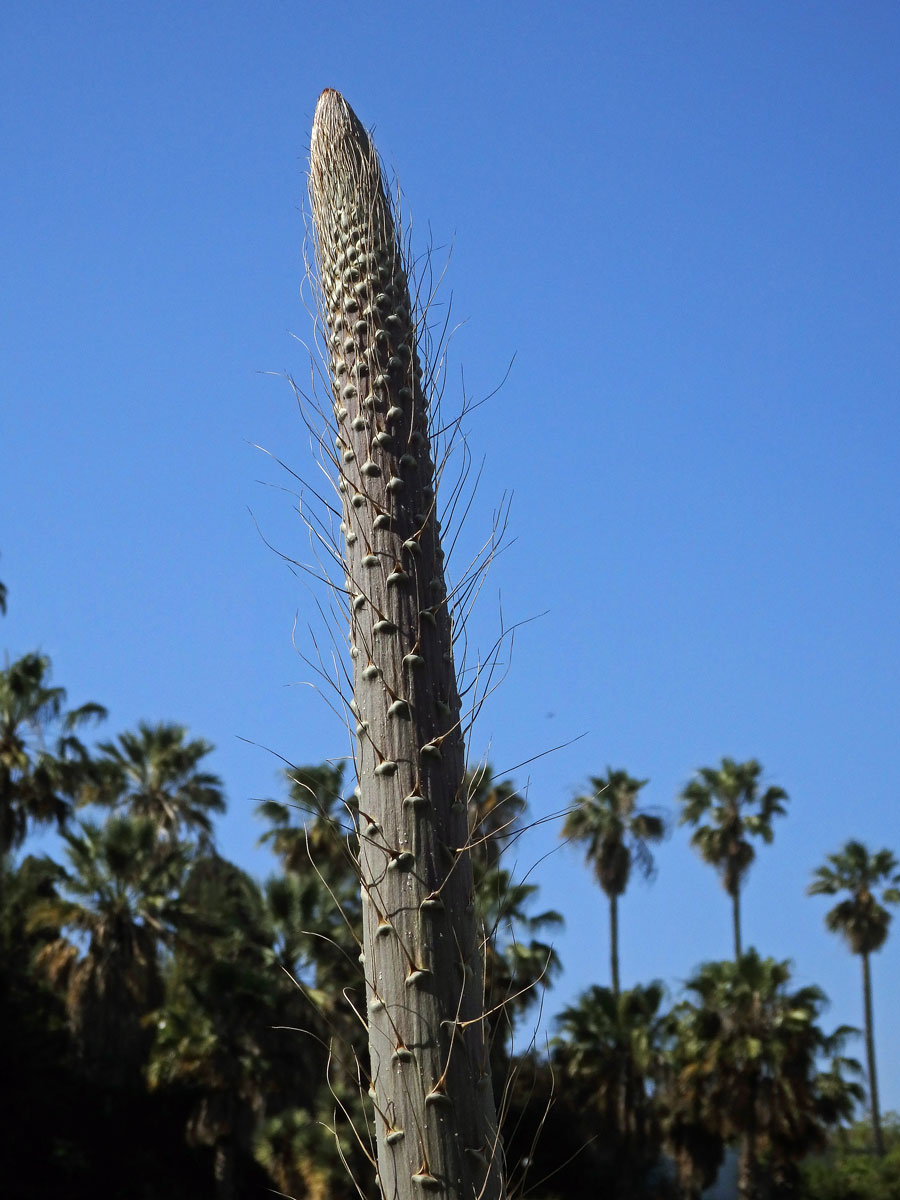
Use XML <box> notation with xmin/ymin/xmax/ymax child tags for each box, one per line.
<box><xmin>308</xmin><ymin>89</ymin><xmax>505</xmax><ymax>1200</ymax></box>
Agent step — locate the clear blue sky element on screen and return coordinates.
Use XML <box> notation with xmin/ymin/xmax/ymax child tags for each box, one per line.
<box><xmin>2</xmin><ymin>2</ymin><xmax>898</xmax><ymax>1110</ymax></box>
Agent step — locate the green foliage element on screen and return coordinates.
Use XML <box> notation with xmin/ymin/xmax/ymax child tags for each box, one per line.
<box><xmin>147</xmin><ymin>855</ymin><xmax>281</xmax><ymax>1190</ymax></box>
<box><xmin>254</xmin><ymin>1105</ymin><xmax>366</xmax><ymax>1200</ymax></box>
<box><xmin>256</xmin><ymin>762</ymin><xmax>362</xmax><ymax>968</ymax></box>
<box><xmin>665</xmin><ymin>951</ymin><xmax>861</xmax><ymax>1198</ymax></box>
<box><xmin>1</xmin><ymin>614</ymin><xmax>894</xmax><ymax>1200</ymax></box>
<box><xmin>466</xmin><ymin>765</ymin><xmax>529</xmax><ymax>873</ymax></box>
<box><xmin>468</xmin><ymin>768</ymin><xmax>564</xmax><ymax>1039</ymax></box>
<box><xmin>800</xmin><ymin>1115</ymin><xmax>900</xmax><ymax>1200</ymax></box>
<box><xmin>808</xmin><ymin>841</ymin><xmax>900</xmax><ymax>1158</ymax></box>
<box><xmin>563</xmin><ymin>769</ymin><xmax>665</xmax><ymax>900</ymax></box>
<box><xmin>678</xmin><ymin>757</ymin><xmax>787</xmax><ymax>898</ymax></box>
<box><xmin>562</xmin><ymin>767</ymin><xmax>666</xmax><ymax>998</ymax></box>
<box><xmin>86</xmin><ymin>721</ymin><xmax>226</xmax><ymax>850</ymax></box>
<box><xmin>29</xmin><ymin>815</ymin><xmax>190</xmax><ymax>1086</ymax></box>
<box><xmin>809</xmin><ymin>842</ymin><xmax>900</xmax><ymax>958</ymax></box>
<box><xmin>1</xmin><ymin>853</ymin><xmax>211</xmax><ymax>1199</ymax></box>
<box><xmin>552</xmin><ymin>982</ymin><xmax>673</xmax><ymax>1198</ymax></box>
<box><xmin>0</xmin><ymin>651</ymin><xmax>106</xmax><ymax>859</ymax></box>
<box><xmin>678</xmin><ymin>757</ymin><xmax>788</xmax><ymax>961</ymax></box>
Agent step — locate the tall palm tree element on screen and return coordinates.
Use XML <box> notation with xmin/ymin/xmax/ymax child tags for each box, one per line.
<box><xmin>562</xmin><ymin>769</ymin><xmax>665</xmax><ymax>997</ymax></box>
<box><xmin>808</xmin><ymin>840</ymin><xmax>900</xmax><ymax>1156</ymax></box>
<box><xmin>0</xmin><ymin>652</ymin><xmax>106</xmax><ymax>865</ymax></box>
<box><xmin>264</xmin><ymin>868</ymin><xmax>360</xmax><ymax>999</ymax></box>
<box><xmin>659</xmin><ymin>1037</ymin><xmax>726</xmax><ymax>1200</ymax></box>
<box><xmin>678</xmin><ymin>757</ymin><xmax>787</xmax><ymax>960</ymax></box>
<box><xmin>90</xmin><ymin>722</ymin><xmax>225</xmax><ymax>849</ymax></box>
<box><xmin>257</xmin><ymin>761</ymin><xmax>375</xmax><ymax>1191</ymax></box>
<box><xmin>259</xmin><ymin>868</ymin><xmax>380</xmax><ymax>1200</ymax></box>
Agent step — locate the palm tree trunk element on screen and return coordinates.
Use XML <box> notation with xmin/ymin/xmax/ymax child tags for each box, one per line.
<box><xmin>213</xmin><ymin>1140</ymin><xmax>236</xmax><ymax>1200</ymax></box>
<box><xmin>732</xmin><ymin>887</ymin><xmax>742</xmax><ymax>960</ymax></box>
<box><xmin>861</xmin><ymin>951</ymin><xmax>884</xmax><ymax>1156</ymax></box>
<box><xmin>610</xmin><ymin>891</ymin><xmax>620</xmax><ymax>998</ymax></box>
<box><xmin>676</xmin><ymin>1150</ymin><xmax>700</xmax><ymax>1200</ymax></box>
<box><xmin>309</xmin><ymin>90</ymin><xmax>504</xmax><ymax>1200</ymax></box>
<box><xmin>738</xmin><ymin>1129</ymin><xmax>757</xmax><ymax>1200</ymax></box>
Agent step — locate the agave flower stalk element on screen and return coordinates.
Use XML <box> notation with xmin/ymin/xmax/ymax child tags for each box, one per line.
<box><xmin>309</xmin><ymin>90</ymin><xmax>504</xmax><ymax>1200</ymax></box>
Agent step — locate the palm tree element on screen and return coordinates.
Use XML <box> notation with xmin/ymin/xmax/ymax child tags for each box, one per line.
<box><xmin>264</xmin><ymin>868</ymin><xmax>359</xmax><ymax>998</ymax></box>
<box><xmin>671</xmin><ymin>951</ymin><xmax>835</xmax><ymax>1200</ymax></box>
<box><xmin>477</xmin><ymin>865</ymin><xmax>562</xmax><ymax>1077</ymax></box>
<box><xmin>1</xmin><ymin>652</ymin><xmax>106</xmax><ymax>866</ymax></box>
<box><xmin>90</xmin><ymin>722</ymin><xmax>225</xmax><ymax>849</ymax></box>
<box><xmin>257</xmin><ymin>763</ymin><xmax>375</xmax><ymax>1192</ymax></box>
<box><xmin>808</xmin><ymin>1026</ymin><xmax>865</xmax><ymax>1141</ymax></box>
<box><xmin>254</xmin><ymin>1105</ymin><xmax>365</xmax><ymax>1200</ymax></box>
<box><xmin>257</xmin><ymin>762</ymin><xmax>363</xmax><ymax>997</ymax></box>
<box><xmin>678</xmin><ymin>757</ymin><xmax>787</xmax><ymax>960</ymax></box>
<box><xmin>808</xmin><ymin>840</ymin><xmax>900</xmax><ymax>1156</ymax></box>
<box><xmin>30</xmin><ymin>814</ymin><xmax>188</xmax><ymax>1088</ymax></box>
<box><xmin>465</xmin><ymin>767</ymin><xmax>562</xmax><ymax>1051</ymax></box>
<box><xmin>257</xmin><ymin>762</ymin><xmax>356</xmax><ymax>881</ymax></box>
<box><xmin>659</xmin><ymin>1044</ymin><xmax>726</xmax><ymax>1200</ymax></box>
<box><xmin>562</xmin><ymin>769</ymin><xmax>665</xmax><ymax>997</ymax></box>
<box><xmin>554</xmin><ymin>981</ymin><xmax>671</xmax><ymax>1197</ymax></box>
<box><xmin>259</xmin><ymin>867</ymin><xmax>381</xmax><ymax>1200</ymax></box>
<box><xmin>0</xmin><ymin>552</ymin><xmax>11</xmax><ymax>615</ymax></box>
<box><xmin>149</xmin><ymin>853</ymin><xmax>283</xmax><ymax>1200</ymax></box>
<box><xmin>465</xmin><ymin>765</ymin><xmax>528</xmax><ymax>874</ymax></box>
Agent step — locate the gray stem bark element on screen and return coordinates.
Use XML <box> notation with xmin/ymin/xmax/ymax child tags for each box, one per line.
<box><xmin>309</xmin><ymin>89</ymin><xmax>505</xmax><ymax>1200</ymax></box>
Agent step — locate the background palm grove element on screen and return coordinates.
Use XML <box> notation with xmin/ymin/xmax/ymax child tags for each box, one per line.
<box><xmin>3</xmin><ymin>4</ymin><xmax>900</xmax><ymax>1200</ymax></box>
<box><xmin>2</xmin><ymin>609</ymin><xmax>899</xmax><ymax>1199</ymax></box>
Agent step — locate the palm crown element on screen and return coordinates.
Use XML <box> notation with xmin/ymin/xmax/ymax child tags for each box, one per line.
<box><xmin>809</xmin><ymin>839</ymin><xmax>900</xmax><ymax>956</ymax></box>
<box><xmin>564</xmin><ymin>769</ymin><xmax>665</xmax><ymax>899</ymax></box>
<box><xmin>1</xmin><ymin>652</ymin><xmax>106</xmax><ymax>860</ymax></box>
<box><xmin>563</xmin><ymin>768</ymin><xmax>666</xmax><ymax>997</ymax></box>
<box><xmin>30</xmin><ymin>815</ymin><xmax>188</xmax><ymax>1085</ymax></box>
<box><xmin>90</xmin><ymin>722</ymin><xmax>225</xmax><ymax>847</ymax></box>
<box><xmin>678</xmin><ymin>757</ymin><xmax>787</xmax><ymax>958</ymax></box>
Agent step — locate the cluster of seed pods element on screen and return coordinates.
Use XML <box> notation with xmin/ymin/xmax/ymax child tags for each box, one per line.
<box><xmin>309</xmin><ymin>90</ymin><xmax>504</xmax><ymax>1200</ymax></box>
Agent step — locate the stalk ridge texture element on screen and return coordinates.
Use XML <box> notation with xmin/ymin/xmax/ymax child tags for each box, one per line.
<box><xmin>309</xmin><ymin>89</ymin><xmax>505</xmax><ymax>1200</ymax></box>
